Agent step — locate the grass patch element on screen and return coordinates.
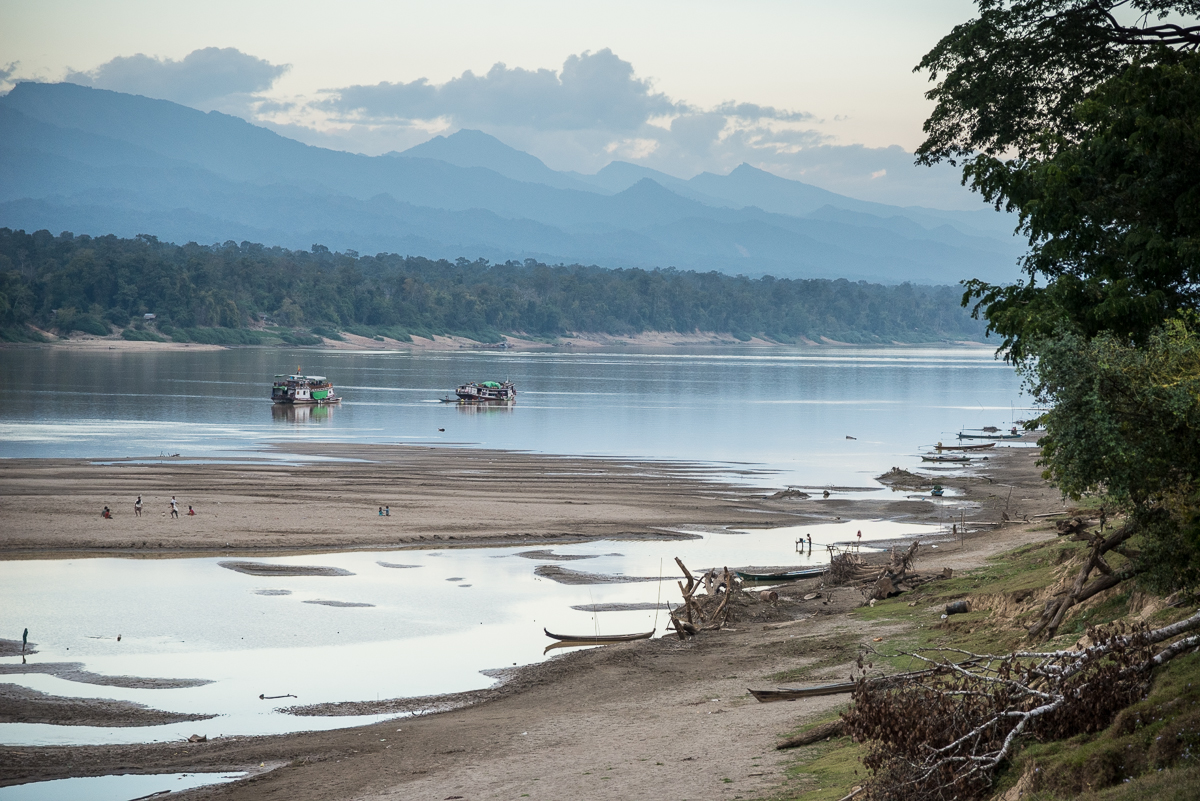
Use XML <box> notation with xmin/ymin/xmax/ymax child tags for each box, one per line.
<box><xmin>121</xmin><ymin>328</ymin><xmax>167</xmax><ymax>342</ymax></box>
<box><xmin>761</xmin><ymin>634</ymin><xmax>861</xmax><ymax>683</ymax></box>
<box><xmin>771</xmin><ymin>535</ymin><xmax>1197</xmax><ymax>799</ymax></box>
<box><xmin>776</xmin><ymin>735</ymin><xmax>866</xmax><ymax>801</ymax></box>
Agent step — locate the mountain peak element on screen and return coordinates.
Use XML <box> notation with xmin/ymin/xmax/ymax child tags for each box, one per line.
<box><xmin>397</xmin><ymin>129</ymin><xmax>600</xmax><ymax>192</ymax></box>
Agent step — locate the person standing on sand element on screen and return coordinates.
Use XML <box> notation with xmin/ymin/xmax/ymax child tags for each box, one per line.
<box><xmin>22</xmin><ymin>628</ymin><xmax>28</xmax><ymax>653</ymax></box>
<box><xmin>134</xmin><ymin>495</ymin><xmax>143</xmax><ymax>516</ymax></box>
<box><xmin>385</xmin><ymin>506</ymin><xmax>390</xmax><ymax>516</ymax></box>
<box><xmin>170</xmin><ymin>496</ymin><xmax>179</xmax><ymax>518</ymax></box>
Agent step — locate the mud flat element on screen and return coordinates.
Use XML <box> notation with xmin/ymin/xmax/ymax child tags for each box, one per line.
<box><xmin>0</xmin><ymin>444</ymin><xmax>1063</xmax><ymax>799</ymax></box>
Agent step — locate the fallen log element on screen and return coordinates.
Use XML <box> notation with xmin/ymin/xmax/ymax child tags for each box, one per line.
<box><xmin>777</xmin><ymin>719</ymin><xmax>846</xmax><ymax>749</ymax></box>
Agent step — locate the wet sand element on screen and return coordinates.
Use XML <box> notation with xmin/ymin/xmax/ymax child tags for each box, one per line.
<box><xmin>0</xmin><ymin>443</ymin><xmax>1063</xmax><ymax>798</ymax></box>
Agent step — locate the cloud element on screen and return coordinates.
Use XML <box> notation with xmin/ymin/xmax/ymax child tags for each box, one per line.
<box><xmin>324</xmin><ymin>49</ymin><xmax>678</xmax><ymax>131</ymax></box>
<box><xmin>66</xmin><ymin>47</ymin><xmax>289</xmax><ymax>107</ymax></box>
<box><xmin>267</xmin><ymin>48</ymin><xmax>975</xmax><ymax>208</ymax></box>
<box><xmin>0</xmin><ymin>62</ymin><xmax>18</xmax><ymax>92</ymax></box>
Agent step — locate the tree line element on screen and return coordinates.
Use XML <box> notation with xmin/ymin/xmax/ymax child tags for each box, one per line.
<box><xmin>0</xmin><ymin>229</ymin><xmax>987</xmax><ymax>344</ymax></box>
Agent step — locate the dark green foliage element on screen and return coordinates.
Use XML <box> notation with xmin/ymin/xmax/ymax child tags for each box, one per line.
<box><xmin>0</xmin><ymin>229</ymin><xmax>986</xmax><ymax>343</ymax></box>
<box><xmin>962</xmin><ymin>52</ymin><xmax>1200</xmax><ymax>359</ymax></box>
<box><xmin>309</xmin><ymin>325</ymin><xmax>344</xmax><ymax>341</ymax></box>
<box><xmin>1028</xmin><ymin>323</ymin><xmax>1200</xmax><ymax>592</ymax></box>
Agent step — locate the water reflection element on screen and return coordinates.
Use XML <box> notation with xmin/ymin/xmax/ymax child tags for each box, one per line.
<box><xmin>455</xmin><ymin>400</ymin><xmax>515</xmax><ymax>415</ymax></box>
<box><xmin>270</xmin><ymin>403</ymin><xmax>336</xmax><ymax>424</ymax></box>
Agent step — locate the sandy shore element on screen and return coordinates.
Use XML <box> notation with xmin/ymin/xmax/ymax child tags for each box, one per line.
<box><xmin>0</xmin><ymin>444</ymin><xmax>1061</xmax><ymax>798</ymax></box>
<box><xmin>0</xmin><ymin>443</ymin><xmax>1055</xmax><ymax>559</ymax></box>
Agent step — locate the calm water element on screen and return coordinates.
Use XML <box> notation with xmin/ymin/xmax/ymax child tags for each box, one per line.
<box><xmin>0</xmin><ymin>521</ymin><xmax>947</xmax><ymax>747</ymax></box>
<box><xmin>0</xmin><ymin>345</ymin><xmax>1024</xmax><ymax>486</ymax></box>
<box><xmin>0</xmin><ymin>344</ymin><xmax>1021</xmax><ymax>748</ymax></box>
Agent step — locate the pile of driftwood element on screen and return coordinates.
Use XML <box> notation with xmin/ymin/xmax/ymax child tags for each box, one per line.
<box><xmin>828</xmin><ymin>541</ymin><xmax>921</xmax><ymax>600</ymax></box>
<box><xmin>668</xmin><ymin>557</ymin><xmax>736</xmax><ymax>637</ymax></box>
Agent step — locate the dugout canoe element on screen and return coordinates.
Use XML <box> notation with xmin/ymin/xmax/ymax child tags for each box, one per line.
<box><xmin>543</xmin><ymin>628</ymin><xmax>654</xmax><ymax>643</ymax></box>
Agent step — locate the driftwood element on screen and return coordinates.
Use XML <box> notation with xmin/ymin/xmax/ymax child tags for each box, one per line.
<box><xmin>831</xmin><ymin>541</ymin><xmax>921</xmax><ymax>600</ymax></box>
<box><xmin>1029</xmin><ymin>523</ymin><xmax>1137</xmax><ymax>639</ymax></box>
<box><xmin>669</xmin><ymin>557</ymin><xmax>736</xmax><ymax>637</ymax></box>
<box><xmin>1055</xmin><ymin>516</ymin><xmax>1094</xmax><ymax>536</ymax></box>
<box><xmin>846</xmin><ymin>610</ymin><xmax>1200</xmax><ymax>800</ymax></box>
<box><xmin>777</xmin><ymin>719</ymin><xmax>846</xmax><ymax>749</ymax></box>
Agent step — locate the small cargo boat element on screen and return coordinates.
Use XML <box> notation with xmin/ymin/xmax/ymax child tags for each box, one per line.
<box><xmin>272</xmin><ymin>371</ymin><xmax>340</xmax><ymax>405</ymax></box>
<box><xmin>456</xmin><ymin>380</ymin><xmax>516</xmax><ymax>401</ymax></box>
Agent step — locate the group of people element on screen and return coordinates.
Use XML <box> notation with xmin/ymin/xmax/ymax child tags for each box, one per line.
<box><xmin>378</xmin><ymin>506</ymin><xmax>391</xmax><ymax>516</ymax></box>
<box><xmin>103</xmin><ymin>495</ymin><xmax>195</xmax><ymax>518</ymax></box>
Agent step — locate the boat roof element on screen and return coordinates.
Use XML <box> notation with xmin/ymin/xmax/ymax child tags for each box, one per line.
<box><xmin>274</xmin><ymin>374</ymin><xmax>327</xmax><ymax>381</ymax></box>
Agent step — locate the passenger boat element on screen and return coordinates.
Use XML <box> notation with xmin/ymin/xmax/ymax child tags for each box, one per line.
<box><xmin>455</xmin><ymin>380</ymin><xmax>516</xmax><ymax>401</ymax></box>
<box><xmin>543</xmin><ymin>628</ymin><xmax>654</xmax><ymax>643</ymax></box>
<box><xmin>934</xmin><ymin>442</ymin><xmax>996</xmax><ymax>452</ymax></box>
<box><xmin>271</xmin><ymin>371</ymin><xmax>340</xmax><ymax>405</ymax></box>
<box><xmin>735</xmin><ymin>567</ymin><xmax>826</xmax><ymax>582</ymax></box>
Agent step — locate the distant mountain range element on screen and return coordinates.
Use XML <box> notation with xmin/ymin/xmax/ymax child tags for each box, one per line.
<box><xmin>0</xmin><ymin>81</ymin><xmax>1025</xmax><ymax>284</ymax></box>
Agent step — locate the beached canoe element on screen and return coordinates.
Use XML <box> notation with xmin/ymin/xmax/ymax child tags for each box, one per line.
<box><xmin>748</xmin><ymin>682</ymin><xmax>857</xmax><ymax>702</ymax></box>
<box><xmin>934</xmin><ymin>442</ymin><xmax>996</xmax><ymax>451</ymax></box>
<box><xmin>957</xmin><ymin>432</ymin><xmax>1021</xmax><ymax>440</ymax></box>
<box><xmin>921</xmin><ymin>454</ymin><xmax>971</xmax><ymax>462</ymax></box>
<box><xmin>736</xmin><ymin>568</ymin><xmax>826</xmax><ymax>582</ymax></box>
<box><xmin>543</xmin><ymin>628</ymin><xmax>654</xmax><ymax>643</ymax></box>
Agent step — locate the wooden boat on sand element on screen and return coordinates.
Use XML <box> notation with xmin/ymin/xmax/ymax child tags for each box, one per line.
<box><xmin>543</xmin><ymin>628</ymin><xmax>654</xmax><ymax>643</ymax></box>
<box><xmin>934</xmin><ymin>442</ymin><xmax>996</xmax><ymax>452</ymax></box>
<box><xmin>735</xmin><ymin>568</ymin><xmax>826</xmax><ymax>582</ymax></box>
<box><xmin>921</xmin><ymin>454</ymin><xmax>971</xmax><ymax>463</ymax></box>
<box><xmin>748</xmin><ymin>682</ymin><xmax>857</xmax><ymax>702</ymax></box>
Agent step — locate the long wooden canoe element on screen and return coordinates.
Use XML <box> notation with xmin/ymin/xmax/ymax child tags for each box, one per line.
<box><xmin>921</xmin><ymin>454</ymin><xmax>971</xmax><ymax>462</ymax></box>
<box><xmin>736</xmin><ymin>568</ymin><xmax>826</xmax><ymax>582</ymax></box>
<box><xmin>957</xmin><ymin>432</ymin><xmax>1021</xmax><ymax>440</ymax></box>
<box><xmin>934</xmin><ymin>442</ymin><xmax>996</xmax><ymax>452</ymax></box>
<box><xmin>543</xmin><ymin>628</ymin><xmax>654</xmax><ymax>643</ymax></box>
<box><xmin>748</xmin><ymin>682</ymin><xmax>857</xmax><ymax>702</ymax></box>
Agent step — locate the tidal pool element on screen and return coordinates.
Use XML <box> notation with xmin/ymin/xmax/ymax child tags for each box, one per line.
<box><xmin>0</xmin><ymin>771</ymin><xmax>248</xmax><ymax>800</ymax></box>
<box><xmin>0</xmin><ymin>520</ymin><xmax>942</xmax><ymax>746</ymax></box>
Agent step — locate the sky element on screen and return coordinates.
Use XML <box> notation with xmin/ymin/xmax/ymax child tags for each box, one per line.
<box><xmin>0</xmin><ymin>0</ymin><xmax>988</xmax><ymax>209</ymax></box>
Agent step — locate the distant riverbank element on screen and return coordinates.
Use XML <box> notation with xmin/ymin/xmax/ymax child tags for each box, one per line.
<box><xmin>3</xmin><ymin>327</ymin><xmax>993</xmax><ymax>353</ymax></box>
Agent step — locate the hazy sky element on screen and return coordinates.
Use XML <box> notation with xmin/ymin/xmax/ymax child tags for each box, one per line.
<box><xmin>1</xmin><ymin>0</ymin><xmax>986</xmax><ymax>208</ymax></box>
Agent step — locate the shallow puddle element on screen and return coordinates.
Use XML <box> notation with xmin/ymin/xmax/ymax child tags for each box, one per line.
<box><xmin>0</xmin><ymin>520</ymin><xmax>941</xmax><ymax>746</ymax></box>
<box><xmin>0</xmin><ymin>771</ymin><xmax>247</xmax><ymax>800</ymax></box>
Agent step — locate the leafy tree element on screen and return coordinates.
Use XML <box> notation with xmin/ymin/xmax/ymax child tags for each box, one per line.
<box><xmin>916</xmin><ymin>1</ymin><xmax>1200</xmax><ymax>590</ymax></box>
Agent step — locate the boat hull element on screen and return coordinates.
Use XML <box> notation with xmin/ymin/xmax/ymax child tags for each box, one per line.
<box><xmin>736</xmin><ymin>568</ymin><xmax>826</xmax><ymax>582</ymax></box>
<box><xmin>543</xmin><ymin>628</ymin><xmax>654</xmax><ymax>643</ymax></box>
<box><xmin>455</xmin><ymin>381</ymin><xmax>516</xmax><ymax>401</ymax></box>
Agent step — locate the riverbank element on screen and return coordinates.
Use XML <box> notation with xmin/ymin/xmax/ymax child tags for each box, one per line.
<box><xmin>0</xmin><ymin>442</ymin><xmax>1052</xmax><ymax>559</ymax></box>
<box><xmin>3</xmin><ymin>327</ymin><xmax>992</xmax><ymax>352</ymax></box>
<box><xmin>0</xmin><ymin>443</ymin><xmax>1063</xmax><ymax>799</ymax></box>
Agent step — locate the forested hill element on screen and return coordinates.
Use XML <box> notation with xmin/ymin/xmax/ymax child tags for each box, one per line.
<box><xmin>0</xmin><ymin>229</ymin><xmax>986</xmax><ymax>345</ymax></box>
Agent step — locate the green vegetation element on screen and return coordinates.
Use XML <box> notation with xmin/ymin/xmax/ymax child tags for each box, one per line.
<box><xmin>0</xmin><ymin>229</ymin><xmax>987</xmax><ymax>345</ymax></box>
<box><xmin>779</xmin><ymin>539</ymin><xmax>1200</xmax><ymax>800</ymax></box>
<box><xmin>916</xmin><ymin>2</ymin><xmax>1200</xmax><ymax>591</ymax></box>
